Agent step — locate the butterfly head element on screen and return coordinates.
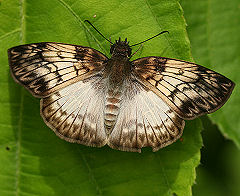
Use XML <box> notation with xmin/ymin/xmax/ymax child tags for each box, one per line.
<box><xmin>110</xmin><ymin>37</ymin><xmax>132</xmax><ymax>58</ymax></box>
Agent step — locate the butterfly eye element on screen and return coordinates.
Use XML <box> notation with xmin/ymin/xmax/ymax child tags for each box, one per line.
<box><xmin>127</xmin><ymin>48</ymin><xmax>132</xmax><ymax>57</ymax></box>
<box><xmin>110</xmin><ymin>44</ymin><xmax>115</xmax><ymax>54</ymax></box>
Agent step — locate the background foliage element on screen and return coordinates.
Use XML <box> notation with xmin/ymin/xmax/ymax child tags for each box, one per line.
<box><xmin>181</xmin><ymin>0</ymin><xmax>240</xmax><ymax>195</ymax></box>
<box><xmin>0</xmin><ymin>0</ymin><xmax>239</xmax><ymax>195</ymax></box>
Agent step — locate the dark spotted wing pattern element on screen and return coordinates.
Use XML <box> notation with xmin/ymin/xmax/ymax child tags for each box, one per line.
<box><xmin>41</xmin><ymin>75</ymin><xmax>108</xmax><ymax>147</ymax></box>
<box><xmin>8</xmin><ymin>42</ymin><xmax>108</xmax><ymax>97</ymax></box>
<box><xmin>108</xmin><ymin>78</ymin><xmax>185</xmax><ymax>152</ymax></box>
<box><xmin>133</xmin><ymin>57</ymin><xmax>235</xmax><ymax>120</ymax></box>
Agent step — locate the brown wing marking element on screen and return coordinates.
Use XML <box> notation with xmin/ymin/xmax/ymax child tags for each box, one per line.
<box><xmin>133</xmin><ymin>57</ymin><xmax>235</xmax><ymax>120</ymax></box>
<box><xmin>8</xmin><ymin>42</ymin><xmax>108</xmax><ymax>97</ymax></box>
<box><xmin>40</xmin><ymin>75</ymin><xmax>107</xmax><ymax>147</ymax></box>
<box><xmin>108</xmin><ymin>79</ymin><xmax>185</xmax><ymax>152</ymax></box>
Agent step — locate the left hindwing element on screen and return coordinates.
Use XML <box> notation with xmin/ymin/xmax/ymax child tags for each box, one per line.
<box><xmin>8</xmin><ymin>42</ymin><xmax>108</xmax><ymax>97</ymax></box>
<box><xmin>132</xmin><ymin>57</ymin><xmax>235</xmax><ymax>120</ymax></box>
<box><xmin>40</xmin><ymin>75</ymin><xmax>107</xmax><ymax>147</ymax></box>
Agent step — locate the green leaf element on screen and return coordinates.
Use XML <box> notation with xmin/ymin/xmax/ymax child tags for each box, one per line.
<box><xmin>181</xmin><ymin>0</ymin><xmax>240</xmax><ymax>147</ymax></box>
<box><xmin>0</xmin><ymin>0</ymin><xmax>202</xmax><ymax>195</ymax></box>
<box><xmin>192</xmin><ymin>116</ymin><xmax>240</xmax><ymax>196</ymax></box>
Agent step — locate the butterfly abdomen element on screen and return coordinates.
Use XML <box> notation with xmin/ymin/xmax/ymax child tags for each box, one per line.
<box><xmin>104</xmin><ymin>90</ymin><xmax>121</xmax><ymax>135</ymax></box>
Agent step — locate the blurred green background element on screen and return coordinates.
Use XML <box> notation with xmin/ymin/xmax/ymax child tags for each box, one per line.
<box><xmin>182</xmin><ymin>0</ymin><xmax>240</xmax><ymax>195</ymax></box>
<box><xmin>193</xmin><ymin>116</ymin><xmax>240</xmax><ymax>196</ymax></box>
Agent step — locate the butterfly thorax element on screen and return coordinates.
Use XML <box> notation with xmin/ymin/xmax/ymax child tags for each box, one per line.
<box><xmin>106</xmin><ymin>38</ymin><xmax>132</xmax><ymax>86</ymax></box>
<box><xmin>103</xmin><ymin>38</ymin><xmax>132</xmax><ymax>134</ymax></box>
<box><xmin>105</xmin><ymin>57</ymin><xmax>131</xmax><ymax>87</ymax></box>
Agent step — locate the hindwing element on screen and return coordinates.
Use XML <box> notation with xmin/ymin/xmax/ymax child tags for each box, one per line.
<box><xmin>108</xmin><ymin>78</ymin><xmax>185</xmax><ymax>152</ymax></box>
<box><xmin>41</xmin><ymin>75</ymin><xmax>107</xmax><ymax>147</ymax></box>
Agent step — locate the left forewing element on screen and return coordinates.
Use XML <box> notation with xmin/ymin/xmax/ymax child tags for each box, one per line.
<box><xmin>133</xmin><ymin>57</ymin><xmax>235</xmax><ymax>120</ymax></box>
<box><xmin>8</xmin><ymin>42</ymin><xmax>108</xmax><ymax>97</ymax></box>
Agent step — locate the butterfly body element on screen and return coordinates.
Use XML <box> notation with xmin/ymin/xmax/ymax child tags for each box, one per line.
<box><xmin>103</xmin><ymin>38</ymin><xmax>133</xmax><ymax>133</ymax></box>
<box><xmin>8</xmin><ymin>38</ymin><xmax>234</xmax><ymax>152</ymax></box>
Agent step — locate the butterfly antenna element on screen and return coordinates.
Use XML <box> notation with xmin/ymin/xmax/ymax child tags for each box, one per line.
<box><xmin>85</xmin><ymin>20</ymin><xmax>113</xmax><ymax>44</ymax></box>
<box><xmin>130</xmin><ymin>31</ymin><xmax>169</xmax><ymax>47</ymax></box>
<box><xmin>129</xmin><ymin>44</ymin><xmax>144</xmax><ymax>59</ymax></box>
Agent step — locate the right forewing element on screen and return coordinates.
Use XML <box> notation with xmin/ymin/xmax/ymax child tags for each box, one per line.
<box><xmin>133</xmin><ymin>57</ymin><xmax>235</xmax><ymax>120</ymax></box>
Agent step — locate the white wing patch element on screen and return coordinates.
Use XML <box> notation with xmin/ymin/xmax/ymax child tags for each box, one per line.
<box><xmin>108</xmin><ymin>80</ymin><xmax>185</xmax><ymax>152</ymax></box>
<box><xmin>40</xmin><ymin>76</ymin><xmax>184</xmax><ymax>152</ymax></box>
<box><xmin>40</xmin><ymin>76</ymin><xmax>107</xmax><ymax>147</ymax></box>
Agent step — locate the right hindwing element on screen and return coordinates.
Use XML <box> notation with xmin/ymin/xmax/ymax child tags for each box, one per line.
<box><xmin>108</xmin><ymin>77</ymin><xmax>185</xmax><ymax>152</ymax></box>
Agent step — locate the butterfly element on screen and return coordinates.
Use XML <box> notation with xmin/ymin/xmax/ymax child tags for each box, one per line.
<box><xmin>8</xmin><ymin>23</ymin><xmax>234</xmax><ymax>152</ymax></box>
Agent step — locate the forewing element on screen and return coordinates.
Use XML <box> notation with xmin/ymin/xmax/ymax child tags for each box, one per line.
<box><xmin>133</xmin><ymin>57</ymin><xmax>235</xmax><ymax>120</ymax></box>
<box><xmin>8</xmin><ymin>42</ymin><xmax>108</xmax><ymax>97</ymax></box>
<box><xmin>40</xmin><ymin>75</ymin><xmax>107</xmax><ymax>147</ymax></box>
<box><xmin>108</xmin><ymin>79</ymin><xmax>185</xmax><ymax>152</ymax></box>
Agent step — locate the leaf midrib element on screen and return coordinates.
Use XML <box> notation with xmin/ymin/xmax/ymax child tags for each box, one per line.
<box><xmin>57</xmin><ymin>0</ymin><xmax>108</xmax><ymax>55</ymax></box>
